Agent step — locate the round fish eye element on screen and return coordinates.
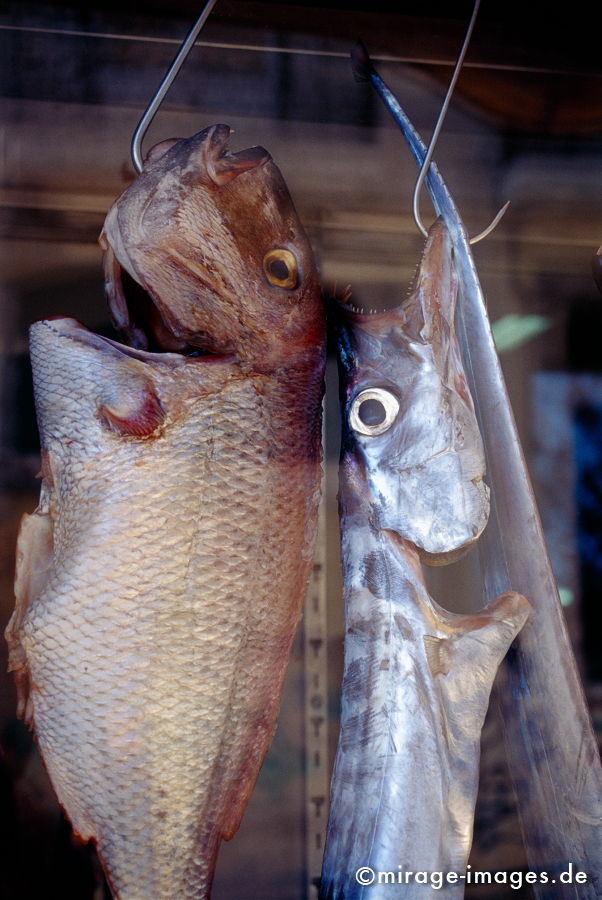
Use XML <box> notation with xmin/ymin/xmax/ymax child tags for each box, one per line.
<box><xmin>263</xmin><ymin>249</ymin><xmax>299</xmax><ymax>290</ymax></box>
<box><xmin>349</xmin><ymin>388</ymin><xmax>400</xmax><ymax>436</ymax></box>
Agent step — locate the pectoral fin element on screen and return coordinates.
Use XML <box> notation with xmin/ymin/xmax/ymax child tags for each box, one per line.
<box><xmin>423</xmin><ymin>634</ymin><xmax>453</xmax><ymax>677</ymax></box>
<box><xmin>428</xmin><ymin>590</ymin><xmax>531</xmax><ymax>743</ymax></box>
<box><xmin>99</xmin><ymin>383</ymin><xmax>165</xmax><ymax>438</ymax></box>
<box><xmin>6</xmin><ymin>509</ymin><xmax>55</xmax><ymax>727</ymax></box>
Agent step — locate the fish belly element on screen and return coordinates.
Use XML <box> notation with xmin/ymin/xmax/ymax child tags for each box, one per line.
<box><xmin>17</xmin><ymin>374</ymin><xmax>320</xmax><ymax>899</ymax></box>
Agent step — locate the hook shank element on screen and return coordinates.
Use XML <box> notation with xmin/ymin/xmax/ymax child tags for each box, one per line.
<box><xmin>131</xmin><ymin>0</ymin><xmax>219</xmax><ymax>173</ymax></box>
<box><xmin>413</xmin><ymin>0</ymin><xmax>508</xmax><ymax>245</ymax></box>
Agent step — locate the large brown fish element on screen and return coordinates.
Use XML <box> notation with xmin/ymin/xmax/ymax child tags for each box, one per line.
<box><xmin>6</xmin><ymin>125</ymin><xmax>325</xmax><ymax>899</ymax></box>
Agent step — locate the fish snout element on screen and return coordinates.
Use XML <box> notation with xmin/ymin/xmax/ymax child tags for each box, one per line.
<box><xmin>192</xmin><ymin>124</ymin><xmax>272</xmax><ymax>186</ymax></box>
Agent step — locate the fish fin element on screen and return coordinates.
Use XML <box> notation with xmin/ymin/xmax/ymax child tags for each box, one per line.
<box><xmin>203</xmin><ymin>124</ymin><xmax>271</xmax><ymax>186</ymax></box>
<box><xmin>6</xmin><ymin>510</ymin><xmax>55</xmax><ymax>728</ymax></box>
<box><xmin>432</xmin><ymin>590</ymin><xmax>531</xmax><ymax>741</ymax></box>
<box><xmin>218</xmin><ymin>708</ymin><xmax>282</xmax><ymax>841</ymax></box>
<box><xmin>99</xmin><ymin>385</ymin><xmax>165</xmax><ymax>438</ymax></box>
<box><xmin>220</xmin><ymin>745</ymin><xmax>271</xmax><ymax>841</ymax></box>
<box><xmin>423</xmin><ymin>634</ymin><xmax>453</xmax><ymax>677</ymax></box>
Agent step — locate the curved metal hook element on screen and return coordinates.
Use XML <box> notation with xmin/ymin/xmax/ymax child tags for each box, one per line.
<box><xmin>131</xmin><ymin>0</ymin><xmax>219</xmax><ymax>173</ymax></box>
<box><xmin>413</xmin><ymin>0</ymin><xmax>509</xmax><ymax>245</ymax></box>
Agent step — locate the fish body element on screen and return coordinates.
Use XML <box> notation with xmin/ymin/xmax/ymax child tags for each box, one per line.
<box><xmin>357</xmin><ymin>49</ymin><xmax>602</xmax><ymax>890</ymax></box>
<box><xmin>320</xmin><ymin>221</ymin><xmax>530</xmax><ymax>900</ymax></box>
<box><xmin>6</xmin><ymin>126</ymin><xmax>325</xmax><ymax>899</ymax></box>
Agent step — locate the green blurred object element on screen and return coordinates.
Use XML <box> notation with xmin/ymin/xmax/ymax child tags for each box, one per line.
<box><xmin>492</xmin><ymin>313</ymin><xmax>551</xmax><ymax>353</ymax></box>
<box><xmin>558</xmin><ymin>586</ymin><xmax>574</xmax><ymax>607</ymax></box>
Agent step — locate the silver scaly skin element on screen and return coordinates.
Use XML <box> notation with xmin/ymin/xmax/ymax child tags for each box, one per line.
<box><xmin>320</xmin><ymin>221</ymin><xmax>530</xmax><ymax>900</ymax></box>
<box><xmin>357</xmin><ymin>47</ymin><xmax>602</xmax><ymax>891</ymax></box>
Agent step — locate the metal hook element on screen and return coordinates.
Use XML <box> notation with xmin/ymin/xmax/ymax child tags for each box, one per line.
<box><xmin>413</xmin><ymin>0</ymin><xmax>509</xmax><ymax>245</ymax></box>
<box><xmin>131</xmin><ymin>0</ymin><xmax>219</xmax><ymax>173</ymax></box>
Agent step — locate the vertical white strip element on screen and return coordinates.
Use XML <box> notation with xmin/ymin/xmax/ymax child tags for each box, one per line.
<box><xmin>304</xmin><ymin>481</ymin><xmax>329</xmax><ymax>900</ymax></box>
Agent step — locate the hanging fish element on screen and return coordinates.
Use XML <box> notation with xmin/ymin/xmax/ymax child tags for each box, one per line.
<box><xmin>5</xmin><ymin>124</ymin><xmax>326</xmax><ymax>900</ymax></box>
<box><xmin>354</xmin><ymin>45</ymin><xmax>602</xmax><ymax>892</ymax></box>
<box><xmin>320</xmin><ymin>216</ymin><xmax>530</xmax><ymax>900</ymax></box>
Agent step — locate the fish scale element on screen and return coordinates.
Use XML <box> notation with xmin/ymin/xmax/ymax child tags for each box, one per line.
<box><xmin>7</xmin><ymin>125</ymin><xmax>325</xmax><ymax>898</ymax></box>
<box><xmin>12</xmin><ymin>331</ymin><xmax>322</xmax><ymax>900</ymax></box>
<box><xmin>320</xmin><ymin>221</ymin><xmax>530</xmax><ymax>900</ymax></box>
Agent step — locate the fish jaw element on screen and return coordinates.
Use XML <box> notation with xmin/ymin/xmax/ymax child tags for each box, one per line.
<box><xmin>338</xmin><ymin>219</ymin><xmax>489</xmax><ymax>561</ymax></box>
<box><xmin>101</xmin><ymin>124</ymin><xmax>324</xmax><ymax>369</ymax></box>
<box><xmin>25</xmin><ymin>317</ymin><xmax>212</xmax><ymax>446</ymax></box>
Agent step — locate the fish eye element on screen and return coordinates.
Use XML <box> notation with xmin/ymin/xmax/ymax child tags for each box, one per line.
<box><xmin>263</xmin><ymin>249</ymin><xmax>298</xmax><ymax>290</ymax></box>
<box><xmin>349</xmin><ymin>388</ymin><xmax>400</xmax><ymax>436</ymax></box>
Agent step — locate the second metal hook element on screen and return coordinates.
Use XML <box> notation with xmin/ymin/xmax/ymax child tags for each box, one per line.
<box><xmin>132</xmin><ymin>0</ymin><xmax>506</xmax><ymax>245</ymax></box>
<box><xmin>413</xmin><ymin>0</ymin><xmax>509</xmax><ymax>245</ymax></box>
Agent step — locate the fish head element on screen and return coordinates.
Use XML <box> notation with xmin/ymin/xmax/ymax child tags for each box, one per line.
<box><xmin>338</xmin><ymin>218</ymin><xmax>489</xmax><ymax>563</ymax></box>
<box><xmin>100</xmin><ymin>124</ymin><xmax>324</xmax><ymax>369</ymax></box>
<box><xmin>28</xmin><ymin>317</ymin><xmax>216</xmax><ymax>457</ymax></box>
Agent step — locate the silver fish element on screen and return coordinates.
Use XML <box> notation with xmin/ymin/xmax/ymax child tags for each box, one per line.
<box><xmin>357</xmin><ymin>47</ymin><xmax>602</xmax><ymax>891</ymax></box>
<box><xmin>6</xmin><ymin>125</ymin><xmax>325</xmax><ymax>899</ymax></box>
<box><xmin>320</xmin><ymin>219</ymin><xmax>530</xmax><ymax>900</ymax></box>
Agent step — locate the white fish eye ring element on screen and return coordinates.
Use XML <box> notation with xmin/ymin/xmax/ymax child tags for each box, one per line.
<box><xmin>349</xmin><ymin>388</ymin><xmax>400</xmax><ymax>436</ymax></box>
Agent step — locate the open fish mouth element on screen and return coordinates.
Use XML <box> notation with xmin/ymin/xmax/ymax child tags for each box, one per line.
<box><xmin>38</xmin><ymin>316</ymin><xmax>232</xmax><ymax>369</ymax></box>
<box><xmin>36</xmin><ymin>315</ymin><xmax>228</xmax><ymax>368</ymax></box>
<box><xmin>334</xmin><ymin>280</ymin><xmax>399</xmax><ymax>319</ymax></box>
<box><xmin>101</xmin><ymin>221</ymin><xmax>230</xmax><ymax>359</ymax></box>
<box><xmin>335</xmin><ymin>229</ymin><xmax>450</xmax><ymax>321</ymax></box>
<box><xmin>102</xmin><ymin>255</ymin><xmax>213</xmax><ymax>358</ymax></box>
<box><xmin>383</xmin><ymin>523</ymin><xmax>483</xmax><ymax>567</ymax></box>
<box><xmin>338</xmin><ymin>219</ymin><xmax>490</xmax><ymax>560</ymax></box>
<box><xmin>99</xmin><ymin>124</ymin><xmax>275</xmax><ymax>360</ymax></box>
